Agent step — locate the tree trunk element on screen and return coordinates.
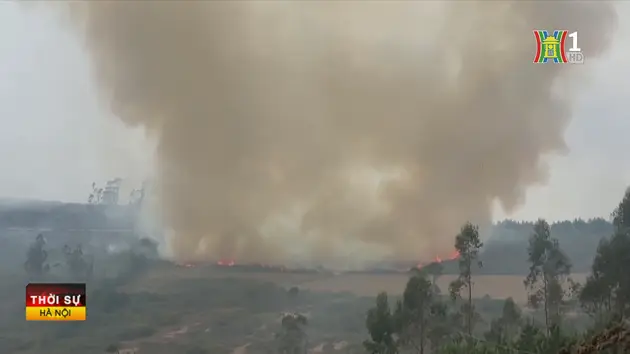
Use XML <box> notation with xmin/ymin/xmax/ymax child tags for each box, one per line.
<box><xmin>419</xmin><ymin>327</ymin><xmax>425</xmax><ymax>354</ymax></box>
<box><xmin>543</xmin><ymin>275</ymin><xmax>549</xmax><ymax>335</ymax></box>
<box><xmin>467</xmin><ymin>272</ymin><xmax>473</xmax><ymax>338</ymax></box>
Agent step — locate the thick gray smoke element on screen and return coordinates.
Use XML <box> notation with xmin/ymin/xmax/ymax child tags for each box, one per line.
<box><xmin>54</xmin><ymin>1</ymin><xmax>615</xmax><ymax>267</ymax></box>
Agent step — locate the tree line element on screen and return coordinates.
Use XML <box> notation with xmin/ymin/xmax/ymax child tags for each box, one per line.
<box><xmin>23</xmin><ymin>232</ymin><xmax>159</xmax><ymax>284</ymax></box>
<box><xmin>363</xmin><ymin>188</ymin><xmax>630</xmax><ymax>354</ymax></box>
<box><xmin>479</xmin><ymin>218</ymin><xmax>613</xmax><ymax>274</ymax></box>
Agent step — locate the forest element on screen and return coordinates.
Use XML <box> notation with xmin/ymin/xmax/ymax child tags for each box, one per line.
<box><xmin>431</xmin><ymin>217</ymin><xmax>614</xmax><ymax>275</ymax></box>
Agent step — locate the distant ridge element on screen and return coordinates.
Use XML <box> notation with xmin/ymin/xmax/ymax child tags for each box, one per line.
<box><xmin>0</xmin><ymin>200</ymin><xmax>135</xmax><ymax>230</ymax></box>
<box><xmin>0</xmin><ymin>198</ymin><xmax>64</xmax><ymax>207</ymax></box>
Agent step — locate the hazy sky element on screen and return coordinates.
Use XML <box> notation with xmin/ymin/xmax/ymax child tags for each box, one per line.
<box><xmin>1</xmin><ymin>2</ymin><xmax>628</xmax><ymax>222</ymax></box>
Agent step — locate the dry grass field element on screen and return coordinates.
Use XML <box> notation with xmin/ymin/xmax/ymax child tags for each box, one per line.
<box><xmin>132</xmin><ymin>265</ymin><xmax>589</xmax><ymax>304</ymax></box>
<box><xmin>299</xmin><ymin>273</ymin><xmax>589</xmax><ymax>304</ymax></box>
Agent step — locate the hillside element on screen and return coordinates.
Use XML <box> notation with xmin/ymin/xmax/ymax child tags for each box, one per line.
<box><xmin>0</xmin><ymin>199</ymin><xmax>136</xmax><ymax>230</ymax></box>
<box><xmin>478</xmin><ymin>218</ymin><xmax>612</xmax><ymax>274</ymax></box>
<box><xmin>0</xmin><ymin>200</ymin><xmax>614</xmax><ymax>274</ymax></box>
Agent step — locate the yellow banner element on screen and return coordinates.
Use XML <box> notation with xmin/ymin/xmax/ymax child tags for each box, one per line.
<box><xmin>26</xmin><ymin>306</ymin><xmax>86</xmax><ymax>321</ymax></box>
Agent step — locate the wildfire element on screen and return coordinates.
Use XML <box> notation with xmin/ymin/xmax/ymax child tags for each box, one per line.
<box><xmin>215</xmin><ymin>260</ymin><xmax>287</xmax><ymax>271</ymax></box>
<box><xmin>217</xmin><ymin>259</ymin><xmax>235</xmax><ymax>267</ymax></box>
<box><xmin>416</xmin><ymin>250</ymin><xmax>460</xmax><ymax>269</ymax></box>
<box><xmin>449</xmin><ymin>250</ymin><xmax>461</xmax><ymax>260</ymax></box>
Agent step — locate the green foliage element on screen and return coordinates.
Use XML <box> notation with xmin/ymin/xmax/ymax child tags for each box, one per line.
<box><xmin>611</xmin><ymin>187</ymin><xmax>630</xmax><ymax>231</ymax></box>
<box><xmin>63</xmin><ymin>244</ymin><xmax>93</xmax><ymax>281</ymax></box>
<box><xmin>24</xmin><ymin>234</ymin><xmax>49</xmax><ymax>279</ymax></box>
<box><xmin>423</xmin><ymin>320</ymin><xmax>579</xmax><ymax>354</ymax></box>
<box><xmin>417</xmin><ymin>261</ymin><xmax>443</xmax><ymax>280</ymax></box>
<box><xmin>395</xmin><ymin>275</ymin><xmax>436</xmax><ymax>353</ymax></box>
<box><xmin>450</xmin><ymin>222</ymin><xmax>483</xmax><ymax>338</ymax></box>
<box><xmin>363</xmin><ymin>207</ymin><xmax>630</xmax><ymax>354</ymax></box>
<box><xmin>88</xmin><ymin>182</ymin><xmax>103</xmax><ymax>205</ymax></box>
<box><xmin>365</xmin><ymin>187</ymin><xmax>630</xmax><ymax>354</ymax></box>
<box><xmin>426</xmin><ymin>301</ymin><xmax>453</xmax><ymax>352</ymax></box>
<box><xmin>415</xmin><ymin>261</ymin><xmax>443</xmax><ymax>294</ymax></box>
<box><xmin>579</xmin><ymin>188</ymin><xmax>630</xmax><ymax>323</ymax></box>
<box><xmin>500</xmin><ymin>298</ymin><xmax>522</xmax><ymax>340</ymax></box>
<box><xmin>524</xmin><ymin>219</ymin><xmax>572</xmax><ymax>333</ymax></box>
<box><xmin>364</xmin><ymin>292</ymin><xmax>398</xmax><ymax>354</ymax></box>
<box><xmin>484</xmin><ymin>297</ymin><xmax>523</xmax><ymax>345</ymax></box>
<box><xmin>277</xmin><ymin>312</ymin><xmax>308</xmax><ymax>354</ymax></box>
<box><xmin>364</xmin><ymin>225</ymin><xmax>489</xmax><ymax>354</ymax></box>
<box><xmin>136</xmin><ymin>237</ymin><xmax>159</xmax><ymax>258</ymax></box>
<box><xmin>483</xmin><ymin>218</ymin><xmax>612</xmax><ymax>274</ymax></box>
<box><xmin>288</xmin><ymin>286</ymin><xmax>299</xmax><ymax>298</ymax></box>
<box><xmin>108</xmin><ymin>239</ymin><xmax>160</xmax><ymax>286</ymax></box>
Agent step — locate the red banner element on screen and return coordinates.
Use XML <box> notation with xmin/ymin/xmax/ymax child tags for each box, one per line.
<box><xmin>25</xmin><ymin>283</ymin><xmax>86</xmax><ymax>321</ymax></box>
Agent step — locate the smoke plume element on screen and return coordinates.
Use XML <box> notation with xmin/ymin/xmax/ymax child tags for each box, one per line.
<box><xmin>57</xmin><ymin>1</ymin><xmax>615</xmax><ymax>267</ymax></box>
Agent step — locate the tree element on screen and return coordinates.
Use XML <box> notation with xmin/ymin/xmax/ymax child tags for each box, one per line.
<box><xmin>24</xmin><ymin>234</ymin><xmax>49</xmax><ymax>279</ymax></box>
<box><xmin>287</xmin><ymin>286</ymin><xmax>299</xmax><ymax>298</ymax></box>
<box><xmin>601</xmin><ymin>234</ymin><xmax>630</xmax><ymax>316</ymax></box>
<box><xmin>63</xmin><ymin>244</ymin><xmax>93</xmax><ymax>281</ymax></box>
<box><xmin>416</xmin><ymin>261</ymin><xmax>443</xmax><ymax>294</ymax></box>
<box><xmin>136</xmin><ymin>237</ymin><xmax>159</xmax><ymax>258</ymax></box>
<box><xmin>579</xmin><ymin>272</ymin><xmax>610</xmax><ymax>324</ymax></box>
<box><xmin>277</xmin><ymin>313</ymin><xmax>308</xmax><ymax>354</ymax></box>
<box><xmin>425</xmin><ymin>301</ymin><xmax>453</xmax><ymax>353</ymax></box>
<box><xmin>485</xmin><ymin>297</ymin><xmax>522</xmax><ymax>344</ymax></box>
<box><xmin>500</xmin><ymin>297</ymin><xmax>522</xmax><ymax>341</ymax></box>
<box><xmin>611</xmin><ymin>187</ymin><xmax>630</xmax><ymax>232</ymax></box>
<box><xmin>88</xmin><ymin>182</ymin><xmax>103</xmax><ymax>205</ymax></box>
<box><xmin>606</xmin><ymin>188</ymin><xmax>630</xmax><ymax>318</ymax></box>
<box><xmin>524</xmin><ymin>219</ymin><xmax>572</xmax><ymax>334</ymax></box>
<box><xmin>449</xmin><ymin>222</ymin><xmax>483</xmax><ymax>340</ymax></box>
<box><xmin>364</xmin><ymin>292</ymin><xmax>398</xmax><ymax>354</ymax></box>
<box><xmin>394</xmin><ymin>274</ymin><xmax>435</xmax><ymax>353</ymax></box>
<box><xmin>580</xmin><ymin>188</ymin><xmax>630</xmax><ymax>322</ymax></box>
<box><xmin>511</xmin><ymin>322</ymin><xmax>575</xmax><ymax>354</ymax></box>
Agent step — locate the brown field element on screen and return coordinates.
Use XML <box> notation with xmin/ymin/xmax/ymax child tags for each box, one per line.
<box><xmin>134</xmin><ymin>266</ymin><xmax>588</xmax><ymax>304</ymax></box>
<box><xmin>298</xmin><ymin>273</ymin><xmax>589</xmax><ymax>304</ymax></box>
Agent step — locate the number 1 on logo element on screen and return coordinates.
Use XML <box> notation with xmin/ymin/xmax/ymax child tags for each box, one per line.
<box><xmin>568</xmin><ymin>32</ymin><xmax>581</xmax><ymax>52</ymax></box>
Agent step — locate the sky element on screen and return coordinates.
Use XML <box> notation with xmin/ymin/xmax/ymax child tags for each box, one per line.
<box><xmin>0</xmin><ymin>2</ymin><xmax>629</xmax><ymax>222</ymax></box>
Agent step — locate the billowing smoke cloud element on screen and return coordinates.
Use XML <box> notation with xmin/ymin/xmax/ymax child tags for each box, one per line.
<box><xmin>55</xmin><ymin>1</ymin><xmax>615</xmax><ymax>267</ymax></box>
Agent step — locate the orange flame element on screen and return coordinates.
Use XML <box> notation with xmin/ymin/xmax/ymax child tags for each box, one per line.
<box><xmin>217</xmin><ymin>259</ymin><xmax>235</xmax><ymax>266</ymax></box>
<box><xmin>416</xmin><ymin>250</ymin><xmax>460</xmax><ymax>269</ymax></box>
